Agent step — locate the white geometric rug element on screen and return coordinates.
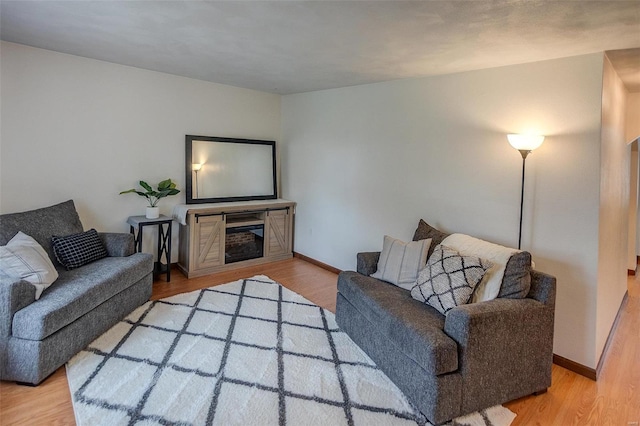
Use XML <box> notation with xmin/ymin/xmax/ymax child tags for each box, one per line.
<box><xmin>66</xmin><ymin>275</ymin><xmax>515</xmax><ymax>426</ymax></box>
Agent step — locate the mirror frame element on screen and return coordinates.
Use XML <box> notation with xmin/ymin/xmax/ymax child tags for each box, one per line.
<box><xmin>185</xmin><ymin>135</ymin><xmax>277</xmax><ymax>204</ymax></box>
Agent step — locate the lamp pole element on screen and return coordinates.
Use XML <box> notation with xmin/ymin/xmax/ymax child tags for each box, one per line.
<box><xmin>517</xmin><ymin>150</ymin><xmax>530</xmax><ymax>250</ymax></box>
<box><xmin>507</xmin><ymin>134</ymin><xmax>544</xmax><ymax>250</ymax></box>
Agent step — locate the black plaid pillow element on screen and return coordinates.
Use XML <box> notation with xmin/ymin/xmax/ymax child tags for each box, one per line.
<box><xmin>411</xmin><ymin>245</ymin><xmax>493</xmax><ymax>315</ymax></box>
<box><xmin>52</xmin><ymin>228</ymin><xmax>108</xmax><ymax>270</ymax></box>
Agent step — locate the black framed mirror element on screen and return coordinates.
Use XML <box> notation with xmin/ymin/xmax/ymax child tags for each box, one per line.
<box><xmin>185</xmin><ymin>135</ymin><xmax>277</xmax><ymax>204</ymax></box>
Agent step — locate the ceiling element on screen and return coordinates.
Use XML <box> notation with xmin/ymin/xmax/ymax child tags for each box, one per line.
<box><xmin>1</xmin><ymin>1</ymin><xmax>639</xmax><ymax>95</ymax></box>
<box><xmin>606</xmin><ymin>48</ymin><xmax>640</xmax><ymax>92</ymax></box>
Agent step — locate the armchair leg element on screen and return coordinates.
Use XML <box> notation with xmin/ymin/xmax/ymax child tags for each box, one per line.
<box><xmin>533</xmin><ymin>389</ymin><xmax>547</xmax><ymax>396</ymax></box>
<box><xmin>15</xmin><ymin>370</ymin><xmax>54</xmax><ymax>386</ymax></box>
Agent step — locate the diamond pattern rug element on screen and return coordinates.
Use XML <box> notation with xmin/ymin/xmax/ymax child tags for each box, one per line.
<box><xmin>66</xmin><ymin>275</ymin><xmax>516</xmax><ymax>426</ymax></box>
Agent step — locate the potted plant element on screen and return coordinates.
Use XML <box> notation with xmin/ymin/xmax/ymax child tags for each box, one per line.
<box><xmin>120</xmin><ymin>179</ymin><xmax>180</xmax><ymax>219</ymax></box>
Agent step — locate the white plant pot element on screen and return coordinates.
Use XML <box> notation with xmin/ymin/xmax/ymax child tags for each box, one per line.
<box><xmin>146</xmin><ymin>207</ymin><xmax>160</xmax><ymax>219</ymax></box>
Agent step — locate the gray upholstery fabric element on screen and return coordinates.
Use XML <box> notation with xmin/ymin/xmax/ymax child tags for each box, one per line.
<box><xmin>412</xmin><ymin>219</ymin><xmax>449</xmax><ymax>259</ymax></box>
<box><xmin>336</xmin><ymin>294</ymin><xmax>462</xmax><ymax>424</ymax></box>
<box><xmin>0</xmin><ymin>273</ymin><xmax>36</xmax><ymax>378</ymax></box>
<box><xmin>0</xmin><ymin>200</ymin><xmax>154</xmax><ymax>384</ymax></box>
<box><xmin>98</xmin><ymin>232</ymin><xmax>135</xmax><ymax>257</ymax></box>
<box><xmin>0</xmin><ymin>200</ymin><xmax>83</xmax><ymax>264</ymax></box>
<box><xmin>3</xmin><ymin>275</ymin><xmax>152</xmax><ymax>384</ymax></box>
<box><xmin>498</xmin><ymin>251</ymin><xmax>532</xmax><ymax>299</ymax></box>
<box><xmin>356</xmin><ymin>251</ymin><xmax>380</xmax><ymax>276</ymax></box>
<box><xmin>337</xmin><ymin>271</ymin><xmax>458</xmax><ymax>375</ymax></box>
<box><xmin>528</xmin><ymin>270</ymin><xmax>556</xmax><ymax>307</ymax></box>
<box><xmin>12</xmin><ymin>253</ymin><xmax>153</xmax><ymax>340</ymax></box>
<box><xmin>444</xmin><ymin>271</ymin><xmax>555</xmax><ymax>413</ymax></box>
<box><xmin>336</xmin><ymin>266</ymin><xmax>556</xmax><ymax>424</ymax></box>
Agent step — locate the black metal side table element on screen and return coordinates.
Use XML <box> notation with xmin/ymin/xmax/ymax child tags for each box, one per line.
<box><xmin>127</xmin><ymin>215</ymin><xmax>173</xmax><ymax>282</ymax></box>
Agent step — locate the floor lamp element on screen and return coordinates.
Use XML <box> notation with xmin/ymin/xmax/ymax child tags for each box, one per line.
<box><xmin>192</xmin><ymin>163</ymin><xmax>202</xmax><ymax>198</ymax></box>
<box><xmin>507</xmin><ymin>134</ymin><xmax>544</xmax><ymax>249</ymax></box>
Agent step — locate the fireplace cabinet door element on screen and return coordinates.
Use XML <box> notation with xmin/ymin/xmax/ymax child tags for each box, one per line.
<box><xmin>194</xmin><ymin>215</ymin><xmax>225</xmax><ymax>270</ymax></box>
<box><xmin>265</xmin><ymin>209</ymin><xmax>290</xmax><ymax>257</ymax></box>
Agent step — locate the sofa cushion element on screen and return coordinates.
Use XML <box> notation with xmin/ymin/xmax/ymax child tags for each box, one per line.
<box><xmin>12</xmin><ymin>253</ymin><xmax>153</xmax><ymax>340</ymax></box>
<box><xmin>371</xmin><ymin>236</ymin><xmax>431</xmax><ymax>290</ymax></box>
<box><xmin>442</xmin><ymin>233</ymin><xmax>524</xmax><ymax>303</ymax></box>
<box><xmin>498</xmin><ymin>251</ymin><xmax>532</xmax><ymax>299</ymax></box>
<box><xmin>411</xmin><ymin>245</ymin><xmax>493</xmax><ymax>315</ymax></box>
<box><xmin>0</xmin><ymin>200</ymin><xmax>84</xmax><ymax>265</ymax></box>
<box><xmin>412</xmin><ymin>219</ymin><xmax>449</xmax><ymax>259</ymax></box>
<box><xmin>337</xmin><ymin>271</ymin><xmax>459</xmax><ymax>375</ymax></box>
<box><xmin>0</xmin><ymin>232</ymin><xmax>59</xmax><ymax>299</ymax></box>
<box><xmin>356</xmin><ymin>251</ymin><xmax>381</xmax><ymax>276</ymax></box>
<box><xmin>98</xmin><ymin>233</ymin><xmax>135</xmax><ymax>257</ymax></box>
<box><xmin>52</xmin><ymin>229</ymin><xmax>108</xmax><ymax>270</ymax></box>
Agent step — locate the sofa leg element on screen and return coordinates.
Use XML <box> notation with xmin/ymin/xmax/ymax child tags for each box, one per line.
<box><xmin>533</xmin><ymin>389</ymin><xmax>547</xmax><ymax>396</ymax></box>
<box><xmin>15</xmin><ymin>370</ymin><xmax>54</xmax><ymax>386</ymax></box>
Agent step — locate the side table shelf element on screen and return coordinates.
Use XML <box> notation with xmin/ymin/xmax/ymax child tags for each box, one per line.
<box><xmin>127</xmin><ymin>215</ymin><xmax>173</xmax><ymax>282</ymax></box>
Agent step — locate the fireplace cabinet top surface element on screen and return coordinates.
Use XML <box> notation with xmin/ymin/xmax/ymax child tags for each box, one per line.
<box><xmin>173</xmin><ymin>199</ymin><xmax>295</xmax><ymax>225</ymax></box>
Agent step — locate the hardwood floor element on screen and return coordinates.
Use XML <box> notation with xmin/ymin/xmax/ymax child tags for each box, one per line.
<box><xmin>505</xmin><ymin>272</ymin><xmax>640</xmax><ymax>425</ymax></box>
<box><xmin>1</xmin><ymin>258</ymin><xmax>638</xmax><ymax>425</ymax></box>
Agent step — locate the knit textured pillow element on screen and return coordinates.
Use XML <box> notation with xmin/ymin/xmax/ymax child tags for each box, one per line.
<box><xmin>411</xmin><ymin>245</ymin><xmax>493</xmax><ymax>315</ymax></box>
<box><xmin>52</xmin><ymin>228</ymin><xmax>108</xmax><ymax>270</ymax></box>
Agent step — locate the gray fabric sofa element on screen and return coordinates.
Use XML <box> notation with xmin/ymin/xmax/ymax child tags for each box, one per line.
<box><xmin>0</xmin><ymin>200</ymin><xmax>153</xmax><ymax>384</ymax></box>
<box><xmin>336</xmin><ymin>251</ymin><xmax>556</xmax><ymax>424</ymax></box>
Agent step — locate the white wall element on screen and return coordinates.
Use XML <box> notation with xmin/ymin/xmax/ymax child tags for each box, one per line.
<box><xmin>282</xmin><ymin>54</ymin><xmax>605</xmax><ymax>368</ymax></box>
<box><xmin>625</xmin><ymin>92</ymin><xmax>640</xmax><ymax>261</ymax></box>
<box><xmin>1</xmin><ymin>42</ymin><xmax>281</xmax><ymax>257</ymax></box>
<box><xmin>596</xmin><ymin>56</ymin><xmax>630</xmax><ymax>366</ymax></box>
<box><xmin>626</xmin><ymin>93</ymin><xmax>640</xmax><ymax>144</ymax></box>
<box><xmin>627</xmin><ymin>93</ymin><xmax>640</xmax><ymax>259</ymax></box>
<box><xmin>2</xmin><ymin>41</ymin><xmax>625</xmax><ymax>370</ymax></box>
<box><xmin>628</xmin><ymin>144</ymin><xmax>638</xmax><ymax>271</ymax></box>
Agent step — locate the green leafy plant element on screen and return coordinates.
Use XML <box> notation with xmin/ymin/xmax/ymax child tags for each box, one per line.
<box><xmin>119</xmin><ymin>179</ymin><xmax>180</xmax><ymax>207</ymax></box>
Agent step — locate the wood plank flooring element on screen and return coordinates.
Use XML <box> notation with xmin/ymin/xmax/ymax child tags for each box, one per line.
<box><xmin>1</xmin><ymin>258</ymin><xmax>638</xmax><ymax>425</ymax></box>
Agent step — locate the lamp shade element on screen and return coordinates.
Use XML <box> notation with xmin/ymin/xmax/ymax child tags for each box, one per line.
<box><xmin>192</xmin><ymin>163</ymin><xmax>202</xmax><ymax>171</ymax></box>
<box><xmin>507</xmin><ymin>134</ymin><xmax>544</xmax><ymax>151</ymax></box>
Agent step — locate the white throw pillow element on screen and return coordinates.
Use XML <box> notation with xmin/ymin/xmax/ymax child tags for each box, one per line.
<box><xmin>0</xmin><ymin>231</ymin><xmax>59</xmax><ymax>299</ymax></box>
<box><xmin>441</xmin><ymin>233</ymin><xmax>518</xmax><ymax>303</ymax></box>
<box><xmin>371</xmin><ymin>235</ymin><xmax>431</xmax><ymax>290</ymax></box>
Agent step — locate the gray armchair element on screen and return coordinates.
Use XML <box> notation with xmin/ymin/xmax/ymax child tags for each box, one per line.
<box><xmin>336</xmin><ymin>251</ymin><xmax>556</xmax><ymax>424</ymax></box>
<box><xmin>0</xmin><ymin>200</ymin><xmax>153</xmax><ymax>384</ymax></box>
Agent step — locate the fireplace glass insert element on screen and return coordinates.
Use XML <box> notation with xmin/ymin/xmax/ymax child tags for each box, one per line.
<box><xmin>225</xmin><ymin>224</ymin><xmax>264</xmax><ymax>264</ymax></box>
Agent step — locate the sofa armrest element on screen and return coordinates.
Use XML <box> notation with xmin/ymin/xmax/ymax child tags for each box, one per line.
<box><xmin>357</xmin><ymin>252</ymin><xmax>380</xmax><ymax>276</ymax></box>
<box><xmin>99</xmin><ymin>232</ymin><xmax>135</xmax><ymax>257</ymax></box>
<box><xmin>0</xmin><ymin>275</ymin><xmax>36</xmax><ymax>335</ymax></box>
<box><xmin>444</xmin><ymin>295</ymin><xmax>554</xmax><ymax>412</ymax></box>
<box><xmin>0</xmin><ymin>275</ymin><xmax>35</xmax><ymax>379</ymax></box>
<box><xmin>444</xmin><ymin>298</ymin><xmax>552</xmax><ymax>347</ymax></box>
